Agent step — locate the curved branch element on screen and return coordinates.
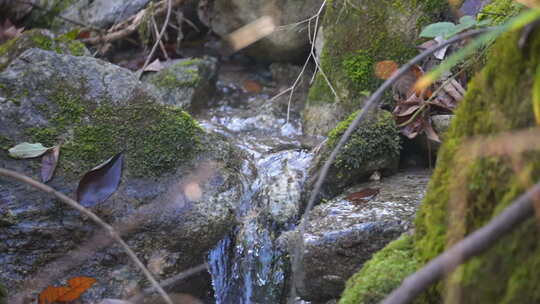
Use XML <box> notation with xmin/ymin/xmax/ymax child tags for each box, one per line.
<box><xmin>0</xmin><ymin>168</ymin><xmax>174</xmax><ymax>304</ymax></box>
<box><xmin>382</xmin><ymin>181</ymin><xmax>540</xmax><ymax>304</ymax></box>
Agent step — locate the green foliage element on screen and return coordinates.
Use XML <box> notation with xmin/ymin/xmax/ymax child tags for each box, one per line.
<box><xmin>420</xmin><ymin>16</ymin><xmax>491</xmax><ymax>39</ymax></box>
<box><xmin>413</xmin><ymin>26</ymin><xmax>540</xmax><ymax>303</ymax></box>
<box><xmin>478</xmin><ymin>0</ymin><xmax>525</xmax><ymax>25</ymax></box>
<box><xmin>339</xmin><ymin>235</ymin><xmax>418</xmax><ymax>304</ymax></box>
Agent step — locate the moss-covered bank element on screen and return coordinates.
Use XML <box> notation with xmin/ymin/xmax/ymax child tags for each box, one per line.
<box><xmin>339</xmin><ymin>235</ymin><xmax>418</xmax><ymax>304</ymax></box>
<box><xmin>411</xmin><ymin>27</ymin><xmax>540</xmax><ymax>303</ymax></box>
<box><xmin>303</xmin><ymin>0</ymin><xmax>448</xmax><ymax>135</ymax></box>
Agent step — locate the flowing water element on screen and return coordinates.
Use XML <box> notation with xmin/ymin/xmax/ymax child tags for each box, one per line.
<box><xmin>196</xmin><ymin>63</ymin><xmax>314</xmax><ymax>303</ymax></box>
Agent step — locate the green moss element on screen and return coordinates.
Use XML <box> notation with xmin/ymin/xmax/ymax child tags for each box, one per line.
<box><xmin>479</xmin><ymin>0</ymin><xmax>525</xmax><ymax>25</ymax></box>
<box><xmin>62</xmin><ymin>101</ymin><xmax>202</xmax><ymax>177</ymax></box>
<box><xmin>150</xmin><ymin>64</ymin><xmax>202</xmax><ymax>89</ymax></box>
<box><xmin>412</xmin><ymin>27</ymin><xmax>540</xmax><ymax>303</ymax></box>
<box><xmin>0</xmin><ymin>135</ymin><xmax>14</xmax><ymax>150</ymax></box>
<box><xmin>339</xmin><ymin>235</ymin><xmax>419</xmax><ymax>304</ymax></box>
<box><xmin>327</xmin><ymin>110</ymin><xmax>401</xmax><ymax>174</ymax></box>
<box><xmin>29</xmin><ymin>0</ymin><xmax>75</xmax><ymax>29</ymax></box>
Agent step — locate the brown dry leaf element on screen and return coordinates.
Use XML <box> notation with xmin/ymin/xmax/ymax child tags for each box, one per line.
<box><xmin>41</xmin><ymin>145</ymin><xmax>60</xmax><ymax>183</ymax></box>
<box><xmin>345</xmin><ymin>188</ymin><xmax>380</xmax><ymax>204</ymax></box>
<box><xmin>0</xmin><ymin>19</ymin><xmax>24</xmax><ymax>44</ymax></box>
<box><xmin>514</xmin><ymin>0</ymin><xmax>540</xmax><ymax>8</ymax></box>
<box><xmin>143</xmin><ymin>59</ymin><xmax>164</xmax><ymax>72</ymax></box>
<box><xmin>374</xmin><ymin>60</ymin><xmax>398</xmax><ymax>80</ymax></box>
<box><xmin>39</xmin><ymin>276</ymin><xmax>96</xmax><ymax>304</ymax></box>
<box><xmin>76</xmin><ymin>152</ymin><xmax>124</xmax><ymax>207</ymax></box>
<box><xmin>243</xmin><ymin>80</ymin><xmax>263</xmax><ymax>93</ymax></box>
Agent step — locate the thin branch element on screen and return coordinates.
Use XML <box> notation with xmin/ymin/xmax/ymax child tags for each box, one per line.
<box><xmin>152</xmin><ymin>15</ymin><xmax>170</xmax><ymax>60</ymax></box>
<box><xmin>129</xmin><ymin>263</ymin><xmax>208</xmax><ymax>303</ymax></box>
<box><xmin>0</xmin><ymin>168</ymin><xmax>174</xmax><ymax>304</ymax></box>
<box><xmin>82</xmin><ymin>0</ymin><xmax>184</xmax><ymax>45</ymax></box>
<box><xmin>381</xmin><ymin>181</ymin><xmax>540</xmax><ymax>304</ymax></box>
<box><xmin>138</xmin><ymin>0</ymin><xmax>172</xmax><ymax>79</ymax></box>
<box><xmin>287</xmin><ymin>27</ymin><xmax>494</xmax><ymax>303</ymax></box>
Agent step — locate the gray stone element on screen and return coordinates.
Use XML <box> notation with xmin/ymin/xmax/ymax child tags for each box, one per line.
<box><xmin>142</xmin><ymin>57</ymin><xmax>219</xmax><ymax>111</ymax></box>
<box><xmin>0</xmin><ymin>48</ymin><xmax>244</xmax><ymax>302</ymax></box>
<box><xmin>431</xmin><ymin>114</ymin><xmax>453</xmax><ymax>135</ymax></box>
<box><xmin>208</xmin><ymin>0</ymin><xmax>325</xmax><ymax>62</ymax></box>
<box><xmin>282</xmin><ymin>169</ymin><xmax>431</xmax><ymax>302</ymax></box>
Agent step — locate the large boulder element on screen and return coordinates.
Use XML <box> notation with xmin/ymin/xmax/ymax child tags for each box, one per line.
<box><xmin>0</xmin><ymin>48</ymin><xmax>245</xmax><ymax>302</ymax></box>
<box><xmin>207</xmin><ymin>0</ymin><xmax>325</xmax><ymax>62</ymax></box>
<box><xmin>303</xmin><ymin>0</ymin><xmax>448</xmax><ymax>136</ymax></box>
<box><xmin>283</xmin><ymin>169</ymin><xmax>430</xmax><ymax>302</ymax></box>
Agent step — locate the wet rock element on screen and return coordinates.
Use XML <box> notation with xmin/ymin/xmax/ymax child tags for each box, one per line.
<box><xmin>306</xmin><ymin>110</ymin><xmax>401</xmax><ymax>200</ymax></box>
<box><xmin>208</xmin><ymin>0</ymin><xmax>325</xmax><ymax>62</ymax></box>
<box><xmin>0</xmin><ymin>49</ymin><xmax>245</xmax><ymax>302</ymax></box>
<box><xmin>282</xmin><ymin>169</ymin><xmax>431</xmax><ymax>302</ymax></box>
<box><xmin>431</xmin><ymin>114</ymin><xmax>453</xmax><ymax>134</ymax></box>
<box><xmin>26</xmin><ymin>0</ymin><xmax>151</xmax><ymax>31</ymax></box>
<box><xmin>303</xmin><ymin>0</ymin><xmax>448</xmax><ymax>136</ymax></box>
<box><xmin>142</xmin><ymin>57</ymin><xmax>219</xmax><ymax>112</ymax></box>
<box><xmin>0</xmin><ymin>29</ymin><xmax>89</xmax><ymax>71</ymax></box>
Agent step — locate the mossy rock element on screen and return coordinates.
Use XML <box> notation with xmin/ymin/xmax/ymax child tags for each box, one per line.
<box><xmin>412</xmin><ymin>24</ymin><xmax>540</xmax><ymax>303</ymax></box>
<box><xmin>0</xmin><ymin>28</ymin><xmax>88</xmax><ymax>71</ymax></box>
<box><xmin>308</xmin><ymin>109</ymin><xmax>400</xmax><ymax>198</ymax></box>
<box><xmin>0</xmin><ymin>48</ymin><xmax>200</xmax><ymax>178</ymax></box>
<box><xmin>0</xmin><ymin>282</ymin><xmax>6</xmax><ymax>304</ymax></box>
<box><xmin>302</xmin><ymin>0</ymin><xmax>448</xmax><ymax>136</ymax></box>
<box><xmin>339</xmin><ymin>234</ymin><xmax>419</xmax><ymax>304</ymax></box>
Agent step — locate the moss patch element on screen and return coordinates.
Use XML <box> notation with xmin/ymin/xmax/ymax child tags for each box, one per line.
<box><xmin>478</xmin><ymin>0</ymin><xmax>525</xmax><ymax>25</ymax></box>
<box><xmin>149</xmin><ymin>59</ymin><xmax>203</xmax><ymax>89</ymax></box>
<box><xmin>0</xmin><ymin>29</ymin><xmax>87</xmax><ymax>71</ymax></box>
<box><xmin>412</xmin><ymin>27</ymin><xmax>540</xmax><ymax>303</ymax></box>
<box><xmin>339</xmin><ymin>235</ymin><xmax>418</xmax><ymax>304</ymax></box>
<box><xmin>23</xmin><ymin>86</ymin><xmax>202</xmax><ymax>177</ymax></box>
<box><xmin>327</xmin><ymin>110</ymin><xmax>401</xmax><ymax>176</ymax></box>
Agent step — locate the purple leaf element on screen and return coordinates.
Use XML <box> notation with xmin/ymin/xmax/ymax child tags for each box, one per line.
<box><xmin>41</xmin><ymin>145</ymin><xmax>60</xmax><ymax>183</ymax></box>
<box><xmin>76</xmin><ymin>152</ymin><xmax>124</xmax><ymax>207</ymax></box>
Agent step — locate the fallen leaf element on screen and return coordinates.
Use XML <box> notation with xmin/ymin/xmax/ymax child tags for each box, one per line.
<box><xmin>345</xmin><ymin>188</ymin><xmax>380</xmax><ymax>204</ymax></box>
<box><xmin>39</xmin><ymin>276</ymin><xmax>96</xmax><ymax>304</ymax></box>
<box><xmin>0</xmin><ymin>19</ymin><xmax>24</xmax><ymax>44</ymax></box>
<box><xmin>515</xmin><ymin>0</ymin><xmax>540</xmax><ymax>8</ymax></box>
<box><xmin>41</xmin><ymin>145</ymin><xmax>60</xmax><ymax>183</ymax></box>
<box><xmin>143</xmin><ymin>59</ymin><xmax>164</xmax><ymax>72</ymax></box>
<box><xmin>374</xmin><ymin>60</ymin><xmax>398</xmax><ymax>80</ymax></box>
<box><xmin>76</xmin><ymin>152</ymin><xmax>124</xmax><ymax>207</ymax></box>
<box><xmin>8</xmin><ymin>142</ymin><xmax>51</xmax><ymax>159</ymax></box>
<box><xmin>243</xmin><ymin>79</ymin><xmax>263</xmax><ymax>93</ymax></box>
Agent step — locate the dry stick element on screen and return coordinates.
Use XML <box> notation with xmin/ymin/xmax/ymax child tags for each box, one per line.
<box><xmin>287</xmin><ymin>27</ymin><xmax>494</xmax><ymax>303</ymax></box>
<box><xmin>382</xmin><ymin>181</ymin><xmax>540</xmax><ymax>304</ymax></box>
<box><xmin>0</xmin><ymin>168</ymin><xmax>174</xmax><ymax>304</ymax></box>
<box><xmin>82</xmin><ymin>0</ymin><xmax>184</xmax><ymax>45</ymax></box>
<box><xmin>138</xmin><ymin>0</ymin><xmax>172</xmax><ymax>79</ymax></box>
<box><xmin>129</xmin><ymin>263</ymin><xmax>209</xmax><ymax>303</ymax></box>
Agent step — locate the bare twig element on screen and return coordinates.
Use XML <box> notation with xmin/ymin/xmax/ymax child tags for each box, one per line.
<box><xmin>138</xmin><ymin>0</ymin><xmax>172</xmax><ymax>79</ymax></box>
<box><xmin>152</xmin><ymin>15</ymin><xmax>170</xmax><ymax>60</ymax></box>
<box><xmin>287</xmin><ymin>27</ymin><xmax>494</xmax><ymax>303</ymax></box>
<box><xmin>0</xmin><ymin>168</ymin><xmax>174</xmax><ymax>304</ymax></box>
<box><xmin>129</xmin><ymin>263</ymin><xmax>208</xmax><ymax>303</ymax></box>
<box><xmin>381</xmin><ymin>181</ymin><xmax>540</xmax><ymax>304</ymax></box>
<box><xmin>81</xmin><ymin>0</ymin><xmax>184</xmax><ymax>45</ymax></box>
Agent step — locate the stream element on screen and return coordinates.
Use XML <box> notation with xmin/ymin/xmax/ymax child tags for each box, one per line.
<box><xmin>195</xmin><ymin>61</ymin><xmax>314</xmax><ymax>303</ymax></box>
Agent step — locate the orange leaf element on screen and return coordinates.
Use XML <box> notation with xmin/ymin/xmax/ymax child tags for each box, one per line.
<box><xmin>39</xmin><ymin>286</ymin><xmax>71</xmax><ymax>304</ymax></box>
<box><xmin>38</xmin><ymin>276</ymin><xmax>97</xmax><ymax>304</ymax></box>
<box><xmin>374</xmin><ymin>60</ymin><xmax>398</xmax><ymax>80</ymax></box>
<box><xmin>58</xmin><ymin>276</ymin><xmax>97</xmax><ymax>301</ymax></box>
<box><xmin>243</xmin><ymin>80</ymin><xmax>263</xmax><ymax>93</ymax></box>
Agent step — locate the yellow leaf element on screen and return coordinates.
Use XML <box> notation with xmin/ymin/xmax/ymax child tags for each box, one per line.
<box><xmin>533</xmin><ymin>64</ymin><xmax>540</xmax><ymax>125</ymax></box>
<box><xmin>514</xmin><ymin>0</ymin><xmax>540</xmax><ymax>8</ymax></box>
<box><xmin>413</xmin><ymin>73</ymin><xmax>436</xmax><ymax>93</ymax></box>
